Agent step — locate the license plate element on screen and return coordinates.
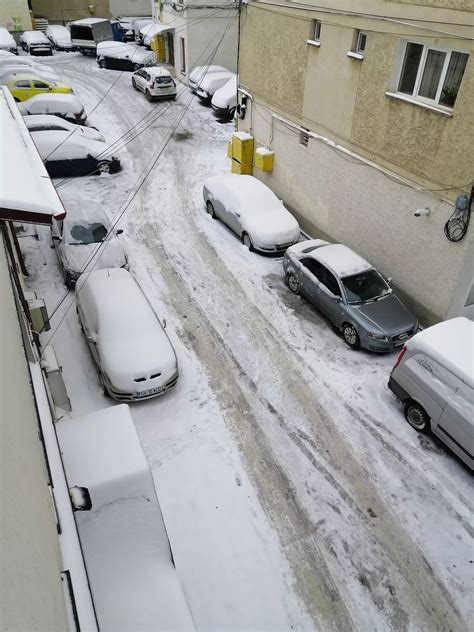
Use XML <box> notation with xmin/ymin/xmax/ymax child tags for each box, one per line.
<box><xmin>139</xmin><ymin>385</ymin><xmax>164</xmax><ymax>397</ymax></box>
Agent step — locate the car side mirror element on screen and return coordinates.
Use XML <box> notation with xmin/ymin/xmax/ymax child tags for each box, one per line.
<box><xmin>386</xmin><ymin>276</ymin><xmax>393</xmax><ymax>284</ymax></box>
<box><xmin>116</xmin><ymin>229</ymin><xmax>123</xmax><ymax>236</ymax></box>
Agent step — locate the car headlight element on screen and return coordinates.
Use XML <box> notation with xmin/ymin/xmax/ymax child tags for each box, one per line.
<box><xmin>367</xmin><ymin>332</ymin><xmax>387</xmax><ymax>341</ymax></box>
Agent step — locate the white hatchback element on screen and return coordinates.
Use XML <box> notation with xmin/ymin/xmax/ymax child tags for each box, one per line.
<box><xmin>132</xmin><ymin>66</ymin><xmax>176</xmax><ymax>101</ymax></box>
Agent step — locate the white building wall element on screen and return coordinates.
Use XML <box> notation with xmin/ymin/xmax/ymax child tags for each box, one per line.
<box><xmin>0</xmin><ymin>235</ymin><xmax>70</xmax><ymax>631</ymax></box>
<box><xmin>109</xmin><ymin>0</ymin><xmax>151</xmax><ymax>18</ymax></box>
<box><xmin>240</xmin><ymin>103</ymin><xmax>474</xmax><ymax>323</ymax></box>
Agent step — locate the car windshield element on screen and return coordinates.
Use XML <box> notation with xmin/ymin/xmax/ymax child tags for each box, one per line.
<box><xmin>341</xmin><ymin>269</ymin><xmax>391</xmax><ymax>304</ymax></box>
<box><xmin>68</xmin><ymin>222</ymin><xmax>107</xmax><ymax>245</ymax></box>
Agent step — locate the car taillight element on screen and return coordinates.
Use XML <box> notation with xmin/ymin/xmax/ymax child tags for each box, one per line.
<box><xmin>392</xmin><ymin>346</ymin><xmax>407</xmax><ymax>371</ymax></box>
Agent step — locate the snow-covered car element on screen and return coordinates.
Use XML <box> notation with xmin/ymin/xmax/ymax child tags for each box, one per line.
<box><xmin>0</xmin><ymin>55</ymin><xmax>58</xmax><ymax>77</ymax></box>
<box><xmin>188</xmin><ymin>64</ymin><xmax>227</xmax><ymax>93</ymax></box>
<box><xmin>18</xmin><ymin>93</ymin><xmax>87</xmax><ymax>123</ymax></box>
<box><xmin>0</xmin><ymin>27</ymin><xmax>17</xmax><ymax>54</ymax></box>
<box><xmin>51</xmin><ymin>198</ymin><xmax>127</xmax><ymax>286</ymax></box>
<box><xmin>0</xmin><ymin>65</ymin><xmax>59</xmax><ymax>85</ymax></box>
<box><xmin>132</xmin><ymin>66</ymin><xmax>176</xmax><ymax>101</ymax></box>
<box><xmin>196</xmin><ymin>70</ymin><xmax>235</xmax><ymax>101</ymax></box>
<box><xmin>117</xmin><ymin>16</ymin><xmax>152</xmax><ymax>41</ymax></box>
<box><xmin>211</xmin><ymin>75</ymin><xmax>237</xmax><ymax>118</ymax></box>
<box><xmin>5</xmin><ymin>73</ymin><xmax>73</xmax><ymax>102</ymax></box>
<box><xmin>24</xmin><ymin>114</ymin><xmax>104</xmax><ymax>141</ymax></box>
<box><xmin>76</xmin><ymin>268</ymin><xmax>179</xmax><ymax>401</ymax></box>
<box><xmin>20</xmin><ymin>31</ymin><xmax>53</xmax><ymax>56</ymax></box>
<box><xmin>31</xmin><ymin>130</ymin><xmax>121</xmax><ymax>177</ymax></box>
<box><xmin>131</xmin><ymin>18</ymin><xmax>152</xmax><ymax>43</ymax></box>
<box><xmin>46</xmin><ymin>25</ymin><xmax>73</xmax><ymax>51</ymax></box>
<box><xmin>96</xmin><ymin>40</ymin><xmax>153</xmax><ymax>70</ymax></box>
<box><xmin>283</xmin><ymin>240</ymin><xmax>418</xmax><ymax>352</ymax></box>
<box><xmin>203</xmin><ymin>173</ymin><xmax>300</xmax><ymax>252</ymax></box>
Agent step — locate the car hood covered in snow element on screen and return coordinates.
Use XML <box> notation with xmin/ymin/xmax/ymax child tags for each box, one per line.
<box><xmin>18</xmin><ymin>93</ymin><xmax>85</xmax><ymax>116</ymax></box>
<box><xmin>64</xmin><ymin>239</ymin><xmax>126</xmax><ymax>275</ymax></box>
<box><xmin>211</xmin><ymin>76</ymin><xmax>237</xmax><ymax>109</ymax></box>
<box><xmin>197</xmin><ymin>71</ymin><xmax>235</xmax><ymax>95</ymax></box>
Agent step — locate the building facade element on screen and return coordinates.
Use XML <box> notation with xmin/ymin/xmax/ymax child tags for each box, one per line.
<box><xmin>0</xmin><ymin>0</ymin><xmax>31</xmax><ymax>31</ymax></box>
<box><xmin>29</xmin><ymin>0</ymin><xmax>149</xmax><ymax>24</ymax></box>
<box><xmin>157</xmin><ymin>0</ymin><xmax>238</xmax><ymax>80</ymax></box>
<box><xmin>237</xmin><ymin>0</ymin><xmax>474</xmax><ymax>323</ymax></box>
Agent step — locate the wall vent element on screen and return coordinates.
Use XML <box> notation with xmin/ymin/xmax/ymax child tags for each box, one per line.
<box><xmin>299</xmin><ymin>129</ymin><xmax>310</xmax><ymax>147</ymax></box>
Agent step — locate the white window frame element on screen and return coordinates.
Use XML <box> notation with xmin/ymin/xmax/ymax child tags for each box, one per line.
<box><xmin>355</xmin><ymin>31</ymin><xmax>367</xmax><ymax>55</ymax></box>
<box><xmin>395</xmin><ymin>40</ymin><xmax>469</xmax><ymax>110</ymax></box>
<box><xmin>312</xmin><ymin>20</ymin><xmax>321</xmax><ymax>43</ymax></box>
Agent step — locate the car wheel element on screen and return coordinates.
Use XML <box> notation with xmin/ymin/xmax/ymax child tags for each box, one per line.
<box><xmin>63</xmin><ymin>269</ymin><xmax>74</xmax><ymax>288</ymax></box>
<box><xmin>242</xmin><ymin>233</ymin><xmax>254</xmax><ymax>251</ymax></box>
<box><xmin>146</xmin><ymin>89</ymin><xmax>154</xmax><ymax>102</ymax></box>
<box><xmin>404</xmin><ymin>401</ymin><xmax>430</xmax><ymax>432</ymax></box>
<box><xmin>287</xmin><ymin>273</ymin><xmax>300</xmax><ymax>294</ymax></box>
<box><xmin>97</xmin><ymin>161</ymin><xmax>111</xmax><ymax>174</ymax></box>
<box><xmin>206</xmin><ymin>200</ymin><xmax>216</xmax><ymax>218</ymax></box>
<box><xmin>98</xmin><ymin>58</ymin><xmax>106</xmax><ymax>68</ymax></box>
<box><xmin>132</xmin><ymin>77</ymin><xmax>138</xmax><ymax>90</ymax></box>
<box><xmin>229</xmin><ymin>107</ymin><xmax>236</xmax><ymax>119</ymax></box>
<box><xmin>13</xmin><ymin>97</ymin><xmax>20</xmax><ymax>103</ymax></box>
<box><xmin>342</xmin><ymin>323</ymin><xmax>360</xmax><ymax>349</ymax></box>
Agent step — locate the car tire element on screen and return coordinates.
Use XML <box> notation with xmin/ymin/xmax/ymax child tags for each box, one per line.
<box><xmin>98</xmin><ymin>58</ymin><xmax>106</xmax><ymax>68</ymax></box>
<box><xmin>287</xmin><ymin>273</ymin><xmax>300</xmax><ymax>294</ymax></box>
<box><xmin>146</xmin><ymin>89</ymin><xmax>154</xmax><ymax>102</ymax></box>
<box><xmin>13</xmin><ymin>97</ymin><xmax>20</xmax><ymax>103</ymax></box>
<box><xmin>342</xmin><ymin>323</ymin><xmax>360</xmax><ymax>349</ymax></box>
<box><xmin>242</xmin><ymin>233</ymin><xmax>254</xmax><ymax>251</ymax></box>
<box><xmin>63</xmin><ymin>269</ymin><xmax>74</xmax><ymax>288</ymax></box>
<box><xmin>404</xmin><ymin>400</ymin><xmax>430</xmax><ymax>432</ymax></box>
<box><xmin>229</xmin><ymin>107</ymin><xmax>236</xmax><ymax>119</ymax></box>
<box><xmin>206</xmin><ymin>200</ymin><xmax>216</xmax><ymax>218</ymax></box>
<box><xmin>96</xmin><ymin>161</ymin><xmax>111</xmax><ymax>174</ymax></box>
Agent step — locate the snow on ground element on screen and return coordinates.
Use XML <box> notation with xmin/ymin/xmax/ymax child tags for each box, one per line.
<box><xmin>19</xmin><ymin>52</ymin><xmax>473</xmax><ymax>631</ymax></box>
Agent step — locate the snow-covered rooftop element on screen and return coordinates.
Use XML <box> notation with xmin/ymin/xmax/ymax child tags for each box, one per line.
<box><xmin>408</xmin><ymin>317</ymin><xmax>474</xmax><ymax>388</ymax></box>
<box><xmin>0</xmin><ymin>87</ymin><xmax>66</xmax><ymax>224</ymax></box>
<box><xmin>312</xmin><ymin>243</ymin><xmax>372</xmax><ymax>277</ymax></box>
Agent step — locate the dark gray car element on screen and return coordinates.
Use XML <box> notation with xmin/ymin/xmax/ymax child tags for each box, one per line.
<box><xmin>283</xmin><ymin>240</ymin><xmax>418</xmax><ymax>352</ymax></box>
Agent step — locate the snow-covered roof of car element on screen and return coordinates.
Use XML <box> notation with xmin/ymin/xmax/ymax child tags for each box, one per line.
<box><xmin>146</xmin><ymin>66</ymin><xmax>172</xmax><ymax>77</ymax></box>
<box><xmin>311</xmin><ymin>244</ymin><xmax>372</xmax><ymax>277</ymax></box>
<box><xmin>0</xmin><ymin>87</ymin><xmax>66</xmax><ymax>224</ymax></box>
<box><xmin>21</xmin><ymin>30</ymin><xmax>50</xmax><ymax>42</ymax></box>
<box><xmin>287</xmin><ymin>239</ymin><xmax>331</xmax><ymax>256</ymax></box>
<box><xmin>407</xmin><ymin>317</ymin><xmax>474</xmax><ymax>388</ymax></box>
<box><xmin>6</xmin><ymin>72</ymin><xmax>50</xmax><ymax>82</ymax></box>
<box><xmin>18</xmin><ymin>92</ymin><xmax>84</xmax><ymax>114</ymax></box>
<box><xmin>31</xmin><ymin>130</ymin><xmax>110</xmax><ymax>160</ymax></box>
<box><xmin>211</xmin><ymin>76</ymin><xmax>237</xmax><ymax>107</ymax></box>
<box><xmin>199</xmin><ymin>71</ymin><xmax>235</xmax><ymax>90</ymax></box>
<box><xmin>189</xmin><ymin>65</ymin><xmax>227</xmax><ymax>81</ymax></box>
<box><xmin>56</xmin><ymin>404</ymin><xmax>195</xmax><ymax>631</ymax></box>
<box><xmin>206</xmin><ymin>174</ymin><xmax>279</xmax><ymax>210</ymax></box>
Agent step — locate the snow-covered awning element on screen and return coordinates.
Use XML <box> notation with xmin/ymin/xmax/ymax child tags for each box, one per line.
<box><xmin>0</xmin><ymin>87</ymin><xmax>66</xmax><ymax>225</ymax></box>
<box><xmin>140</xmin><ymin>23</ymin><xmax>174</xmax><ymax>37</ymax></box>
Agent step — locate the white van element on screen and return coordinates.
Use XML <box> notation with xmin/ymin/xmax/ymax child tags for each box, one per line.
<box><xmin>76</xmin><ymin>268</ymin><xmax>179</xmax><ymax>400</ymax></box>
<box><xmin>211</xmin><ymin>75</ymin><xmax>237</xmax><ymax>118</ymax></box>
<box><xmin>388</xmin><ymin>317</ymin><xmax>473</xmax><ymax>469</ymax></box>
<box><xmin>56</xmin><ymin>404</ymin><xmax>195</xmax><ymax>630</ymax></box>
<box><xmin>196</xmin><ymin>70</ymin><xmax>236</xmax><ymax>101</ymax></box>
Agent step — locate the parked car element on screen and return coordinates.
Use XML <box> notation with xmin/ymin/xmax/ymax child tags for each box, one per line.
<box><xmin>24</xmin><ymin>114</ymin><xmax>104</xmax><ymax>141</ymax></box>
<box><xmin>189</xmin><ymin>64</ymin><xmax>228</xmax><ymax>93</ymax></box>
<box><xmin>211</xmin><ymin>76</ymin><xmax>237</xmax><ymax>118</ymax></box>
<box><xmin>131</xmin><ymin>18</ymin><xmax>152</xmax><ymax>43</ymax></box>
<box><xmin>96</xmin><ymin>40</ymin><xmax>153</xmax><ymax>70</ymax></box>
<box><xmin>203</xmin><ymin>174</ymin><xmax>300</xmax><ymax>252</ymax></box>
<box><xmin>31</xmin><ymin>130</ymin><xmax>120</xmax><ymax>177</ymax></box>
<box><xmin>20</xmin><ymin>31</ymin><xmax>53</xmax><ymax>56</ymax></box>
<box><xmin>70</xmin><ymin>18</ymin><xmax>113</xmax><ymax>55</ymax></box>
<box><xmin>46</xmin><ymin>24</ymin><xmax>73</xmax><ymax>51</ymax></box>
<box><xmin>110</xmin><ymin>19</ymin><xmax>126</xmax><ymax>42</ymax></box>
<box><xmin>76</xmin><ymin>268</ymin><xmax>179</xmax><ymax>401</ymax></box>
<box><xmin>0</xmin><ymin>66</ymin><xmax>59</xmax><ymax>86</ymax></box>
<box><xmin>132</xmin><ymin>66</ymin><xmax>176</xmax><ymax>101</ymax></box>
<box><xmin>51</xmin><ymin>198</ymin><xmax>127</xmax><ymax>286</ymax></box>
<box><xmin>0</xmin><ymin>55</ymin><xmax>57</xmax><ymax>77</ymax></box>
<box><xmin>117</xmin><ymin>16</ymin><xmax>151</xmax><ymax>42</ymax></box>
<box><xmin>388</xmin><ymin>317</ymin><xmax>473</xmax><ymax>469</ymax></box>
<box><xmin>283</xmin><ymin>240</ymin><xmax>418</xmax><ymax>351</ymax></box>
<box><xmin>6</xmin><ymin>73</ymin><xmax>73</xmax><ymax>102</ymax></box>
<box><xmin>18</xmin><ymin>93</ymin><xmax>87</xmax><ymax>123</ymax></box>
<box><xmin>196</xmin><ymin>71</ymin><xmax>235</xmax><ymax>102</ymax></box>
<box><xmin>0</xmin><ymin>27</ymin><xmax>17</xmax><ymax>54</ymax></box>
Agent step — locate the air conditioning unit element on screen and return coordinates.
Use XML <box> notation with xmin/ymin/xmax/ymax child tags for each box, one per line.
<box><xmin>25</xmin><ymin>291</ymin><xmax>50</xmax><ymax>334</ymax></box>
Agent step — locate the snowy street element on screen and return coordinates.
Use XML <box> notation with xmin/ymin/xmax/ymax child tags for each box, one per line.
<box><xmin>21</xmin><ymin>53</ymin><xmax>472</xmax><ymax>631</ymax></box>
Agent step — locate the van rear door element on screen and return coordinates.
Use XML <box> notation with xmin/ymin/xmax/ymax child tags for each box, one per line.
<box><xmin>435</xmin><ymin>382</ymin><xmax>474</xmax><ymax>469</ymax></box>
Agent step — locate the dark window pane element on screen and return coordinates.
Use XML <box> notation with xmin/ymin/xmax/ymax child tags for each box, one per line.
<box><xmin>322</xmin><ymin>272</ymin><xmax>341</xmax><ymax>297</ymax></box>
<box><xmin>16</xmin><ymin>81</ymin><xmax>31</xmax><ymax>88</ymax></box>
<box><xmin>419</xmin><ymin>49</ymin><xmax>446</xmax><ymax>99</ymax></box>
<box><xmin>440</xmin><ymin>51</ymin><xmax>468</xmax><ymax>107</ymax></box>
<box><xmin>357</xmin><ymin>33</ymin><xmax>367</xmax><ymax>53</ymax></box>
<box><xmin>33</xmin><ymin>82</ymin><xmax>49</xmax><ymax>89</ymax></box>
<box><xmin>398</xmin><ymin>42</ymin><xmax>423</xmax><ymax>95</ymax></box>
<box><xmin>301</xmin><ymin>258</ymin><xmax>325</xmax><ymax>282</ymax></box>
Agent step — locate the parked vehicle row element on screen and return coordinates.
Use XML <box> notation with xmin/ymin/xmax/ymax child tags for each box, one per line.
<box><xmin>189</xmin><ymin>65</ymin><xmax>237</xmax><ymax>119</ymax></box>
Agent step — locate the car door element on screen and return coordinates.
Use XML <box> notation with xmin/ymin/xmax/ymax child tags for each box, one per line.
<box><xmin>32</xmin><ymin>80</ymin><xmax>51</xmax><ymax>96</ymax></box>
<box><xmin>434</xmin><ymin>381</ymin><xmax>473</xmax><ymax>468</ymax></box>
<box><xmin>315</xmin><ymin>265</ymin><xmax>345</xmax><ymax>324</ymax></box>
<box><xmin>297</xmin><ymin>258</ymin><xmax>321</xmax><ymax>302</ymax></box>
<box><xmin>14</xmin><ymin>79</ymin><xmax>32</xmax><ymax>101</ymax></box>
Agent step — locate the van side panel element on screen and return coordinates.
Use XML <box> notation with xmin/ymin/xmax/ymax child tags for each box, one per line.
<box><xmin>435</xmin><ymin>382</ymin><xmax>474</xmax><ymax>469</ymax></box>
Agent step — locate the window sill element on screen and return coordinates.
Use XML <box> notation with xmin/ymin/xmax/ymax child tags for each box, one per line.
<box><xmin>385</xmin><ymin>92</ymin><xmax>453</xmax><ymax>117</ymax></box>
<box><xmin>307</xmin><ymin>39</ymin><xmax>320</xmax><ymax>47</ymax></box>
<box><xmin>347</xmin><ymin>51</ymin><xmax>364</xmax><ymax>60</ymax></box>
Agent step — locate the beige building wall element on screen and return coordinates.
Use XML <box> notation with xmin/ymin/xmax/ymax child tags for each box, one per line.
<box><xmin>0</xmin><ymin>233</ymin><xmax>70</xmax><ymax>631</ymax></box>
<box><xmin>0</xmin><ymin>0</ymin><xmax>31</xmax><ymax>31</ymax></box>
<box><xmin>30</xmin><ymin>0</ymin><xmax>110</xmax><ymax>24</ymax></box>
<box><xmin>238</xmin><ymin>0</ymin><xmax>474</xmax><ymax>322</ymax></box>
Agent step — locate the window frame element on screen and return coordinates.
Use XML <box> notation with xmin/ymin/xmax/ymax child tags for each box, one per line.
<box><xmin>355</xmin><ymin>31</ymin><xmax>367</xmax><ymax>55</ymax></box>
<box><xmin>311</xmin><ymin>20</ymin><xmax>321</xmax><ymax>44</ymax></box>
<box><xmin>395</xmin><ymin>40</ymin><xmax>469</xmax><ymax>110</ymax></box>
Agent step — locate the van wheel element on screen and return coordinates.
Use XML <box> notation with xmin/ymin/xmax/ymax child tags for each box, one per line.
<box><xmin>98</xmin><ymin>58</ymin><xmax>106</xmax><ymax>68</ymax></box>
<box><xmin>96</xmin><ymin>161</ymin><xmax>111</xmax><ymax>174</ymax></box>
<box><xmin>146</xmin><ymin>89</ymin><xmax>154</xmax><ymax>102</ymax></box>
<box><xmin>342</xmin><ymin>323</ymin><xmax>360</xmax><ymax>349</ymax></box>
<box><xmin>206</xmin><ymin>200</ymin><xmax>216</xmax><ymax>218</ymax></box>
<box><xmin>404</xmin><ymin>401</ymin><xmax>430</xmax><ymax>432</ymax></box>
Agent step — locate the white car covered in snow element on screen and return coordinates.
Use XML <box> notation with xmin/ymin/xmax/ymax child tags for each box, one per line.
<box><xmin>20</xmin><ymin>30</ymin><xmax>53</xmax><ymax>56</ymax></box>
<box><xmin>0</xmin><ymin>54</ymin><xmax>57</xmax><ymax>77</ymax></box>
<box><xmin>18</xmin><ymin>93</ymin><xmax>87</xmax><ymax>123</ymax></box>
<box><xmin>76</xmin><ymin>268</ymin><xmax>179</xmax><ymax>400</ymax></box>
<box><xmin>188</xmin><ymin>64</ymin><xmax>227</xmax><ymax>93</ymax></box>
<box><xmin>46</xmin><ymin>24</ymin><xmax>73</xmax><ymax>51</ymax></box>
<box><xmin>24</xmin><ymin>114</ymin><xmax>104</xmax><ymax>141</ymax></box>
<box><xmin>196</xmin><ymin>70</ymin><xmax>236</xmax><ymax>102</ymax></box>
<box><xmin>51</xmin><ymin>198</ymin><xmax>127</xmax><ymax>286</ymax></box>
<box><xmin>211</xmin><ymin>75</ymin><xmax>237</xmax><ymax>118</ymax></box>
<box><xmin>0</xmin><ymin>28</ymin><xmax>17</xmax><ymax>54</ymax></box>
<box><xmin>203</xmin><ymin>173</ymin><xmax>300</xmax><ymax>252</ymax></box>
<box><xmin>96</xmin><ymin>40</ymin><xmax>153</xmax><ymax>71</ymax></box>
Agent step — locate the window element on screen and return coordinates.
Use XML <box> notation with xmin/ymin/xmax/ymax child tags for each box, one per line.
<box><xmin>301</xmin><ymin>258</ymin><xmax>342</xmax><ymax>297</ymax></box>
<box><xmin>341</xmin><ymin>270</ymin><xmax>390</xmax><ymax>304</ymax></box>
<box><xmin>33</xmin><ymin>81</ymin><xmax>49</xmax><ymax>89</ymax></box>
<box><xmin>180</xmin><ymin>37</ymin><xmax>186</xmax><ymax>74</ymax></box>
<box><xmin>355</xmin><ymin>31</ymin><xmax>367</xmax><ymax>55</ymax></box>
<box><xmin>15</xmin><ymin>80</ymin><xmax>30</xmax><ymax>88</ymax></box>
<box><xmin>321</xmin><ymin>271</ymin><xmax>341</xmax><ymax>297</ymax></box>
<box><xmin>311</xmin><ymin>20</ymin><xmax>321</xmax><ymax>43</ymax></box>
<box><xmin>397</xmin><ymin>42</ymin><xmax>468</xmax><ymax>108</ymax></box>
